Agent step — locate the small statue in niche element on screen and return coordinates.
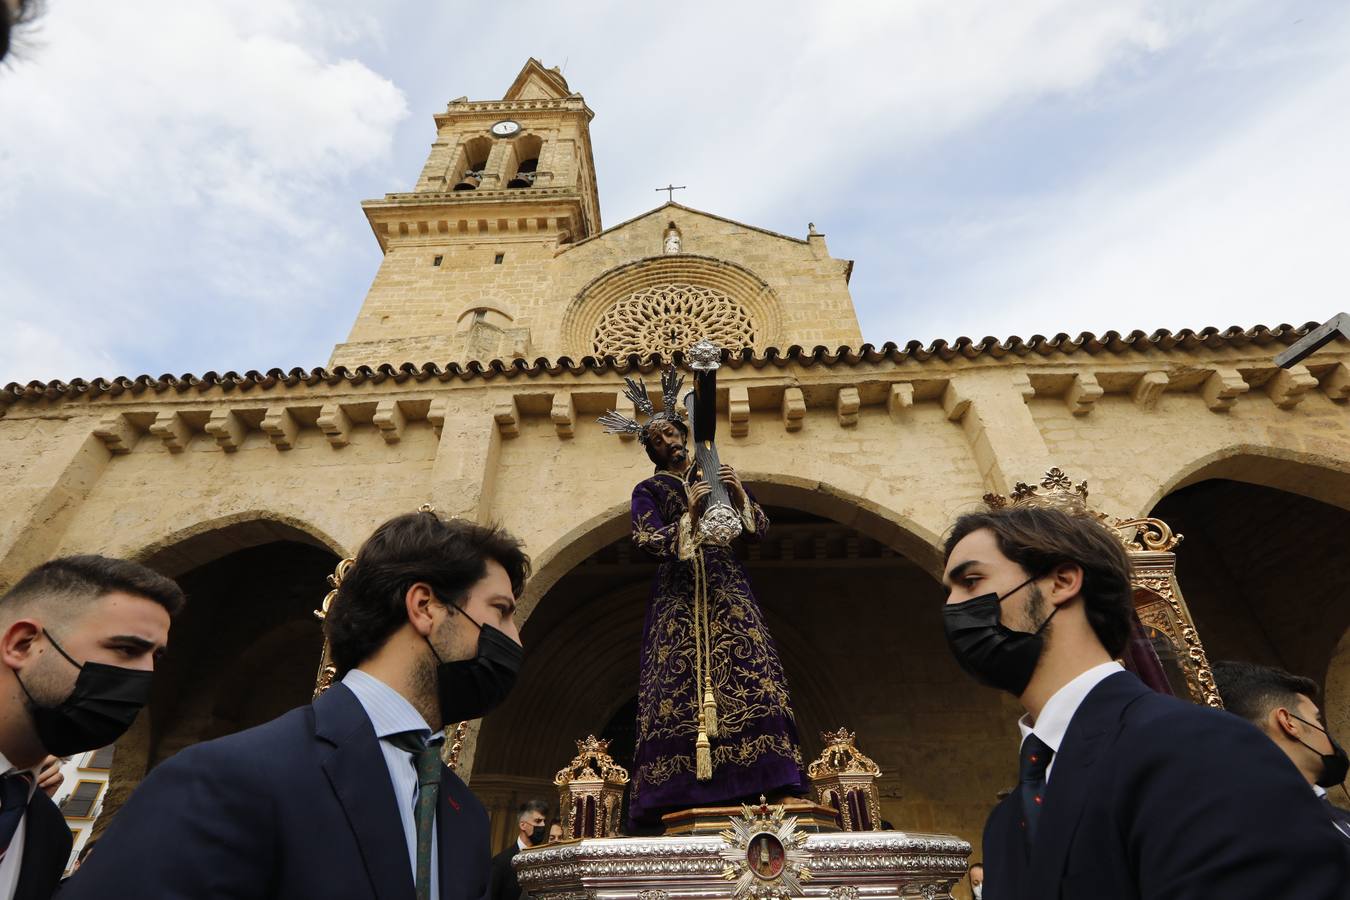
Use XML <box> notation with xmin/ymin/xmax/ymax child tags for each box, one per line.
<box><xmin>663</xmin><ymin>225</ymin><xmax>681</xmax><ymax>255</ymax></box>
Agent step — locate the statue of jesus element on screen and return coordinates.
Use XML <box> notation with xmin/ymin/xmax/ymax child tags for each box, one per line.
<box><xmin>601</xmin><ymin>367</ymin><xmax>807</xmax><ymax>829</ymax></box>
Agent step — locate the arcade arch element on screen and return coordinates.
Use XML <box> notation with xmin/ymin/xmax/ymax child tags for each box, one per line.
<box><xmin>473</xmin><ymin>490</ymin><xmax>1009</xmax><ymax>852</ymax></box>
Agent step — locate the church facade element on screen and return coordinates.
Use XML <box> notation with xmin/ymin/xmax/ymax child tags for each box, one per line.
<box><xmin>3</xmin><ymin>60</ymin><xmax>1349</xmax><ymax>863</ymax></box>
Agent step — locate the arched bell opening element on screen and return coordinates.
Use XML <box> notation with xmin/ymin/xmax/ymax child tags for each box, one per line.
<box><xmin>453</xmin><ymin>136</ymin><xmax>493</xmax><ymax>191</ymax></box>
<box><xmin>505</xmin><ymin>134</ymin><xmax>542</xmax><ymax>189</ymax></box>
<box><xmin>472</xmin><ymin>496</ymin><xmax>1007</xmax><ymax>853</ymax></box>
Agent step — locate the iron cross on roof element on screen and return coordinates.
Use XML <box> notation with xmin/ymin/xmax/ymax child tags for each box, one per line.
<box><xmin>656</xmin><ymin>184</ymin><xmax>686</xmax><ymax>203</ymax></box>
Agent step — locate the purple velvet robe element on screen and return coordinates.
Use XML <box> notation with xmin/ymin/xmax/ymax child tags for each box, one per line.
<box><xmin>627</xmin><ymin>472</ymin><xmax>807</xmax><ymax>828</ymax></box>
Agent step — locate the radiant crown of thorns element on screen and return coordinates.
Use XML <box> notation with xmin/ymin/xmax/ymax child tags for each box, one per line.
<box><xmin>597</xmin><ymin>365</ymin><xmax>686</xmax><ymax>445</ymax></box>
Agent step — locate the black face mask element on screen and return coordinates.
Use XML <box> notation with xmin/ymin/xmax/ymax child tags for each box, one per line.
<box><xmin>528</xmin><ymin>824</ymin><xmax>548</xmax><ymax>845</ymax></box>
<box><xmin>425</xmin><ymin>601</ymin><xmax>523</xmax><ymax>724</ymax></box>
<box><xmin>1291</xmin><ymin>713</ymin><xmax>1350</xmax><ymax>788</ymax></box>
<box><xmin>15</xmin><ymin>629</ymin><xmax>153</xmax><ymax>757</ymax></box>
<box><xmin>943</xmin><ymin>576</ymin><xmax>1056</xmax><ymax>697</ymax></box>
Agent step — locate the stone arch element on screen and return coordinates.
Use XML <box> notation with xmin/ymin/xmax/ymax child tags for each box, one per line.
<box><xmin>117</xmin><ymin>509</ymin><xmax>348</xmax><ymax>578</ymax></box>
<box><xmin>1326</xmin><ymin>627</ymin><xmax>1350</xmax><ymax>749</ymax></box>
<box><xmin>102</xmin><ymin>514</ymin><xmax>341</xmax><ymax>828</ymax></box>
<box><xmin>1139</xmin><ymin>443</ymin><xmax>1350</xmax><ymax>517</ymax></box>
<box><xmin>559</xmin><ymin>255</ymin><xmax>785</xmax><ymax>358</ymax></box>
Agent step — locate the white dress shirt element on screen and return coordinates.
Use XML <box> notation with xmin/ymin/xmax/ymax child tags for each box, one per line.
<box><xmin>343</xmin><ymin>669</ymin><xmax>442</xmax><ymax>898</ymax></box>
<box><xmin>0</xmin><ymin>751</ymin><xmax>37</xmax><ymax>900</ymax></box>
<box><xmin>1017</xmin><ymin>661</ymin><xmax>1124</xmax><ymax>784</ymax></box>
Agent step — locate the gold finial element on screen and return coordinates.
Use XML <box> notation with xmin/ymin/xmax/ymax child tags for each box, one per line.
<box><xmin>984</xmin><ymin>467</ymin><xmax>1183</xmax><ymax>553</ymax></box>
<box><xmin>554</xmin><ymin>734</ymin><xmax>630</xmax><ymax>787</ymax></box>
<box><xmin>807</xmin><ymin>727</ymin><xmax>881</xmax><ymax>779</ymax></box>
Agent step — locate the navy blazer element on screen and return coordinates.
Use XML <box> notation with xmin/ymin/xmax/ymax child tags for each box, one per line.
<box><xmin>983</xmin><ymin>670</ymin><xmax>1350</xmax><ymax>900</ymax></box>
<box><xmin>16</xmin><ymin>789</ymin><xmax>71</xmax><ymax>900</ymax></box>
<box><xmin>62</xmin><ymin>684</ymin><xmax>490</xmax><ymax>900</ymax></box>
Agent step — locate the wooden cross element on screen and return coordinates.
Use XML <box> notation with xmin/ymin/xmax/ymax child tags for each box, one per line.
<box><xmin>656</xmin><ymin>184</ymin><xmax>687</xmax><ymax>203</ymax></box>
<box><xmin>1275</xmin><ymin>312</ymin><xmax>1350</xmax><ymax>368</ymax></box>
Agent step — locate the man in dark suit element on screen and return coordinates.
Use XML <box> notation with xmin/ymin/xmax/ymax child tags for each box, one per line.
<box><xmin>1213</xmin><ymin>660</ymin><xmax>1350</xmax><ymax>841</ymax></box>
<box><xmin>941</xmin><ymin>505</ymin><xmax>1349</xmax><ymax>899</ymax></box>
<box><xmin>64</xmin><ymin>510</ymin><xmax>530</xmax><ymax>900</ymax></box>
<box><xmin>0</xmin><ymin>555</ymin><xmax>182</xmax><ymax>900</ymax></box>
<box><xmin>489</xmin><ymin>799</ymin><xmax>549</xmax><ymax>900</ymax></box>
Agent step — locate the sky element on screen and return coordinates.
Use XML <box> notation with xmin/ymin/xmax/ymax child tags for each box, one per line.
<box><xmin>1</xmin><ymin>0</ymin><xmax>1347</xmax><ymax>384</ymax></box>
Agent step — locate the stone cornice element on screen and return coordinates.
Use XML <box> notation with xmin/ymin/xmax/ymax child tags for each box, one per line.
<box><xmin>4</xmin><ymin>323</ymin><xmax>1343</xmax><ymax>411</ymax></box>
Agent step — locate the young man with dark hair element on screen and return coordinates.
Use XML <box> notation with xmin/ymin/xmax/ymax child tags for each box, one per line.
<box><xmin>1213</xmin><ymin>660</ymin><xmax>1350</xmax><ymax>840</ymax></box>
<box><xmin>489</xmin><ymin>798</ymin><xmax>550</xmax><ymax>900</ymax></box>
<box><xmin>942</xmin><ymin>505</ymin><xmax>1348</xmax><ymax>899</ymax></box>
<box><xmin>0</xmin><ymin>555</ymin><xmax>182</xmax><ymax>900</ymax></box>
<box><xmin>65</xmin><ymin>511</ymin><xmax>530</xmax><ymax>900</ymax></box>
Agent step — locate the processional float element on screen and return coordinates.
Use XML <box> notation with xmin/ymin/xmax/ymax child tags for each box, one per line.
<box><xmin>305</xmin><ymin>339</ymin><xmax>1219</xmax><ymax>898</ymax></box>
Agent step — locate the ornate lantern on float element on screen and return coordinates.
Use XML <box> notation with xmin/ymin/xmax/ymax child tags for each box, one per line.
<box><xmin>807</xmin><ymin>727</ymin><xmax>883</xmax><ymax>832</ymax></box>
<box><xmin>554</xmin><ymin>735</ymin><xmax>630</xmax><ymax>839</ymax></box>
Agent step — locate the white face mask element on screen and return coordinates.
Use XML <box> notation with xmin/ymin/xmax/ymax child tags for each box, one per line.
<box><xmin>972</xmin><ymin>885</ymin><xmax>983</xmax><ymax>900</ymax></box>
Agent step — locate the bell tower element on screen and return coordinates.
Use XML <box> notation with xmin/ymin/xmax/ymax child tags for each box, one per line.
<box><xmin>332</xmin><ymin>59</ymin><xmax>601</xmax><ymax>368</ymax></box>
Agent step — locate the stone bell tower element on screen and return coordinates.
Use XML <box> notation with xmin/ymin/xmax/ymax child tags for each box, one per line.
<box><xmin>332</xmin><ymin>59</ymin><xmax>601</xmax><ymax>368</ymax></box>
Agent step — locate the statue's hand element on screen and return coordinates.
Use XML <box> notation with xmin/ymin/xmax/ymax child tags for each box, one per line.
<box><xmin>688</xmin><ymin>480</ymin><xmax>712</xmax><ymax>521</ymax></box>
<box><xmin>719</xmin><ymin>464</ymin><xmax>746</xmax><ymax>504</ymax></box>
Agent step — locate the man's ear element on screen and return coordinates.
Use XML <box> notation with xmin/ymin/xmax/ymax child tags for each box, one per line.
<box><xmin>1046</xmin><ymin>562</ymin><xmax>1084</xmax><ymax>608</ymax></box>
<box><xmin>0</xmin><ymin>620</ymin><xmax>42</xmax><ymax>670</ymax></box>
<box><xmin>1271</xmin><ymin>706</ymin><xmax>1300</xmax><ymax>739</ymax></box>
<box><xmin>405</xmin><ymin>583</ymin><xmax>438</xmax><ymax>638</ymax></box>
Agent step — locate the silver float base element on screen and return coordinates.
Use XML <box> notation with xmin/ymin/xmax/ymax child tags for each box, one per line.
<box><xmin>515</xmin><ymin>831</ymin><xmax>971</xmax><ymax>900</ymax></box>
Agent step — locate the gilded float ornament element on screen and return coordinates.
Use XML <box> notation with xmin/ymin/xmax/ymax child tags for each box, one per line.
<box><xmin>720</xmin><ymin>797</ymin><xmax>812</xmax><ymax>899</ymax></box>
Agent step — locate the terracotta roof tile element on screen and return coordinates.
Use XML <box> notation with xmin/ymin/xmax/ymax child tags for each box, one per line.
<box><xmin>0</xmin><ymin>323</ymin><xmax>1329</xmax><ymax>407</ymax></box>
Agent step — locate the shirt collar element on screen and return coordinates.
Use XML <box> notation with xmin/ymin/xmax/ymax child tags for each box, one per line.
<box><xmin>1314</xmin><ymin>784</ymin><xmax>1328</xmax><ymax>799</ymax></box>
<box><xmin>342</xmin><ymin>668</ymin><xmax>436</xmax><ymax>741</ymax></box>
<box><xmin>1018</xmin><ymin>661</ymin><xmax>1124</xmax><ymax>753</ymax></box>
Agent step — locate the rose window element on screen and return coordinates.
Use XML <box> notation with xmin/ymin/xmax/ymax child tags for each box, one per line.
<box><xmin>592</xmin><ymin>283</ymin><xmax>756</xmax><ymax>358</ymax></box>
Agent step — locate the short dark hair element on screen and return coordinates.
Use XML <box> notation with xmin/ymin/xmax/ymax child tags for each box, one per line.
<box><xmin>518</xmin><ymin>799</ymin><xmax>549</xmax><ymax>821</ymax></box>
<box><xmin>324</xmin><ymin>511</ymin><xmax>530</xmax><ymax>675</ymax></box>
<box><xmin>1</xmin><ymin>555</ymin><xmax>186</xmax><ymax>620</ymax></box>
<box><xmin>943</xmin><ymin>506</ymin><xmax>1134</xmax><ymax>657</ymax></box>
<box><xmin>1212</xmin><ymin>660</ymin><xmax>1319</xmax><ymax>726</ymax></box>
<box><xmin>643</xmin><ymin>418</ymin><xmax>688</xmax><ymax>467</ymax></box>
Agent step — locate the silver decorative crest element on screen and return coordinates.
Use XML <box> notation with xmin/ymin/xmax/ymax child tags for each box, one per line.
<box><xmin>688</xmin><ymin>339</ymin><xmax>722</xmax><ymax>372</ymax></box>
<box><xmin>598</xmin><ymin>365</ymin><xmax>687</xmax><ymax>445</ymax></box>
<box><xmin>699</xmin><ymin>503</ymin><xmax>744</xmax><ymax>547</ymax></box>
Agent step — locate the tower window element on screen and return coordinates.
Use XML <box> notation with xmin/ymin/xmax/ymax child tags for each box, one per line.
<box><xmin>494</xmin><ymin>253</ymin><xmax>505</xmax><ymax>264</ymax></box>
<box><xmin>433</xmin><ymin>255</ymin><xmax>443</xmax><ymax>267</ymax></box>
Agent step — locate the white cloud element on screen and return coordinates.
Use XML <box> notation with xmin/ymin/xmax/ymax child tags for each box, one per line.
<box><xmin>0</xmin><ymin>0</ymin><xmax>408</xmax><ymax>383</ymax></box>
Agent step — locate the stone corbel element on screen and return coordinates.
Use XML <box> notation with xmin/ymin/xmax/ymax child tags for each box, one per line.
<box><xmin>261</xmin><ymin>407</ymin><xmax>299</xmax><ymax>450</ymax></box>
<box><xmin>837</xmin><ymin>387</ymin><xmax>860</xmax><ymax>427</ymax></box>
<box><xmin>729</xmin><ymin>387</ymin><xmax>750</xmax><ymax>437</ymax></box>
<box><xmin>1266</xmin><ymin>365</ymin><xmax>1318</xmax><ymax>410</ymax></box>
<box><xmin>1201</xmin><ymin>369</ymin><xmax>1249</xmax><ymax>412</ymax></box>
<box><xmin>427</xmin><ymin>398</ymin><xmax>449</xmax><ymax>435</ymax></box>
<box><xmin>941</xmin><ymin>382</ymin><xmax>971</xmax><ymax>422</ymax></box>
<box><xmin>551</xmin><ymin>392</ymin><xmax>575</xmax><ymax>439</ymax></box>
<box><xmin>494</xmin><ymin>397</ymin><xmax>520</xmax><ymax>438</ymax></box>
<box><xmin>317</xmin><ymin>403</ymin><xmax>352</xmax><ymax>448</ymax></box>
<box><xmin>1065</xmin><ymin>373</ymin><xmax>1103</xmax><ymax>417</ymax></box>
<box><xmin>373</xmin><ymin>400</ymin><xmax>407</xmax><ymax>444</ymax></box>
<box><xmin>204</xmin><ymin>409</ymin><xmax>246</xmax><ymax>452</ymax></box>
<box><xmin>781</xmin><ymin>387</ymin><xmax>805</xmax><ymax>432</ymax></box>
<box><xmin>1320</xmin><ymin>362</ymin><xmax>1350</xmax><ymax>403</ymax></box>
<box><xmin>887</xmin><ymin>383</ymin><xmax>914</xmax><ymax>421</ymax></box>
<box><xmin>1132</xmin><ymin>372</ymin><xmax>1168</xmax><ymax>410</ymax></box>
<box><xmin>148</xmin><ymin>411</ymin><xmax>192</xmax><ymax>453</ymax></box>
<box><xmin>93</xmin><ymin>413</ymin><xmax>137</xmax><ymax>455</ymax></box>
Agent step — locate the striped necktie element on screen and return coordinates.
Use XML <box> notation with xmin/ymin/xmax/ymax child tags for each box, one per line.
<box><xmin>389</xmin><ymin>732</ymin><xmax>444</xmax><ymax>900</ymax></box>
<box><xmin>0</xmin><ymin>772</ymin><xmax>34</xmax><ymax>862</ymax></box>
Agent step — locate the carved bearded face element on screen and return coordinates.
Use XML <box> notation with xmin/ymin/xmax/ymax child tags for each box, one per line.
<box><xmin>644</xmin><ymin>420</ymin><xmax>688</xmax><ymax>470</ymax></box>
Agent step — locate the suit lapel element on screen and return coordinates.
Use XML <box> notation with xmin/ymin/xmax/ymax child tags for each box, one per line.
<box><xmin>14</xmin><ymin>792</ymin><xmax>71</xmax><ymax>900</ymax></box>
<box><xmin>1023</xmin><ymin>671</ymin><xmax>1147</xmax><ymax>899</ymax></box>
<box><xmin>315</xmin><ymin>684</ymin><xmax>416</xmax><ymax>900</ymax></box>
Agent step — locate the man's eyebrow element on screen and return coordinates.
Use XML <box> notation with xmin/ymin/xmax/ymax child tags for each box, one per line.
<box><xmin>943</xmin><ymin>560</ymin><xmax>980</xmax><ymax>586</ymax></box>
<box><xmin>491</xmin><ymin>593</ymin><xmax>517</xmax><ymax>614</ymax></box>
<box><xmin>104</xmin><ymin>635</ymin><xmax>159</xmax><ymax>651</ymax></box>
